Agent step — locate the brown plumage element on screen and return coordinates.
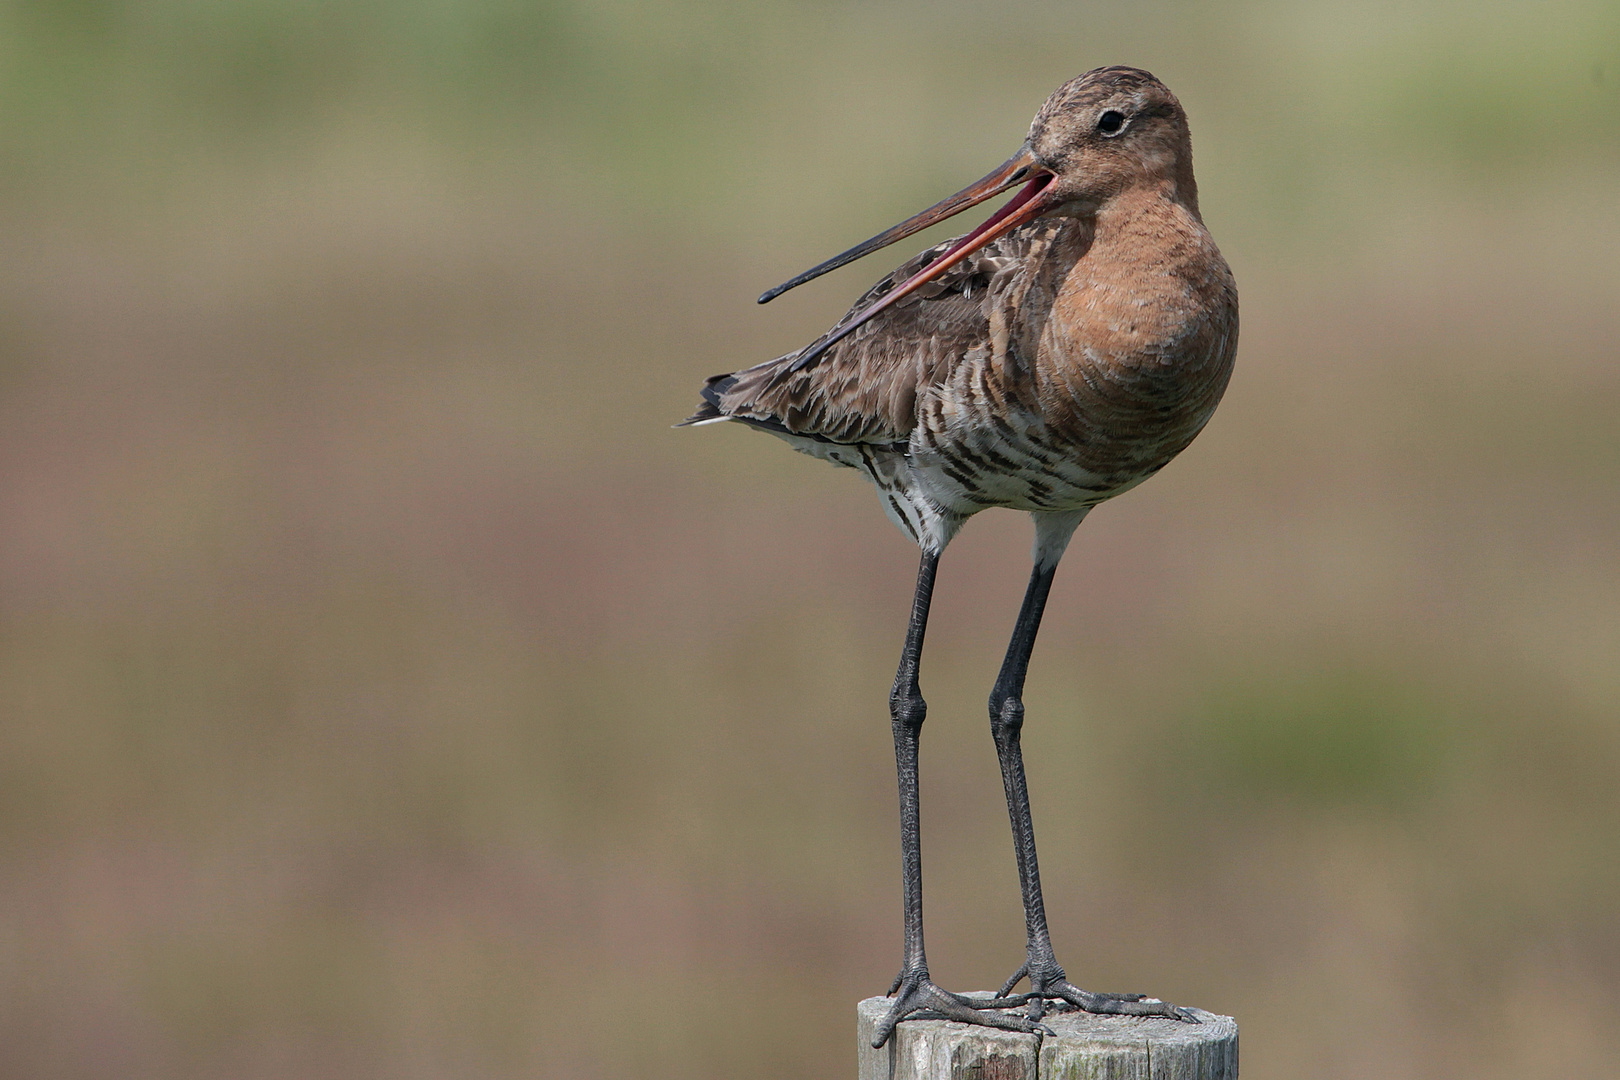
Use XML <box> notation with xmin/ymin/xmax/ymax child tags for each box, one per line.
<box><xmin>685</xmin><ymin>66</ymin><xmax>1236</xmax><ymax>559</ymax></box>
<box><xmin>683</xmin><ymin>67</ymin><xmax>1238</xmax><ymax>1046</ymax></box>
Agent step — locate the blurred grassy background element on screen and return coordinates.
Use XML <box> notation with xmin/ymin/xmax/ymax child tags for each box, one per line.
<box><xmin>1</xmin><ymin>1</ymin><xmax>1617</xmax><ymax>1077</ymax></box>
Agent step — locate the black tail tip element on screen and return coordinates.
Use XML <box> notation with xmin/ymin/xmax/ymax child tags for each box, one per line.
<box><xmin>675</xmin><ymin>373</ymin><xmax>739</xmax><ymax>427</ymax></box>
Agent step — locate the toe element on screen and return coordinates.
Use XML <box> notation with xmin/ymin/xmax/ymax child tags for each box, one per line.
<box><xmin>1055</xmin><ymin>982</ymin><xmax>1193</xmax><ymax>1020</ymax></box>
<box><xmin>872</xmin><ymin>996</ymin><xmax>910</xmax><ymax>1048</ymax></box>
<box><xmin>997</xmin><ymin>962</ymin><xmax>1030</xmax><ymax>997</ymax></box>
<box><xmin>874</xmin><ymin>978</ymin><xmax>1056</xmax><ymax>1045</ymax></box>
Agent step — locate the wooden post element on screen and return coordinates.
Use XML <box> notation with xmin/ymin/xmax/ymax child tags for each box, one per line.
<box><xmin>857</xmin><ymin>996</ymin><xmax>1238</xmax><ymax>1080</ymax></box>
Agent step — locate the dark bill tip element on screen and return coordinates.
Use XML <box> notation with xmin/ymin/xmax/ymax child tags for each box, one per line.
<box><xmin>756</xmin><ymin>148</ymin><xmax>1038</xmax><ymax>304</ymax></box>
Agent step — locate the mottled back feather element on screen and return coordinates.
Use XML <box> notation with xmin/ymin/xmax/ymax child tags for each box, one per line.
<box><xmin>696</xmin><ymin>222</ymin><xmax>1072</xmax><ymax>446</ymax></box>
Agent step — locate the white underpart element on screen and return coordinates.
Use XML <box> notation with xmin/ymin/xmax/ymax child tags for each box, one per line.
<box><xmin>1031</xmin><ymin>507</ymin><xmax>1089</xmax><ymax>570</ymax></box>
<box><xmin>754</xmin><ymin>421</ymin><xmax>1118</xmax><ymax>561</ymax></box>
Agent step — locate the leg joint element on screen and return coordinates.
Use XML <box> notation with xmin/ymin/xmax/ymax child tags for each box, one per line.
<box><xmin>890</xmin><ymin>690</ymin><xmax>927</xmax><ymax>729</ymax></box>
<box><xmin>1025</xmin><ymin>956</ymin><xmax>1066</xmax><ymax>991</ymax></box>
<box><xmin>989</xmin><ymin>690</ymin><xmax>1024</xmax><ymax>735</ymax></box>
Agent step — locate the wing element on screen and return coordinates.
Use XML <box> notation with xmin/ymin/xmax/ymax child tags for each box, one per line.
<box><xmin>685</xmin><ymin>235</ymin><xmax>1022</xmax><ymax>446</ymax></box>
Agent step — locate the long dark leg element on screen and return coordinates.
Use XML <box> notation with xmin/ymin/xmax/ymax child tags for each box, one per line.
<box><xmin>989</xmin><ymin>562</ymin><xmax>1061</xmax><ymax>992</ymax></box>
<box><xmin>989</xmin><ymin>561</ymin><xmax>1194</xmax><ymax>1023</ymax></box>
<box><xmin>890</xmin><ymin>548</ymin><xmax>937</xmax><ymax>990</ymax></box>
<box><xmin>871</xmin><ymin>551</ymin><xmax>1049</xmax><ymax>1048</ymax></box>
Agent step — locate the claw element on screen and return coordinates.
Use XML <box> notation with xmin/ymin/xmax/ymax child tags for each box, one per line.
<box><xmin>1025</xmin><ymin>992</ymin><xmax>1047</xmax><ymax>1023</ymax></box>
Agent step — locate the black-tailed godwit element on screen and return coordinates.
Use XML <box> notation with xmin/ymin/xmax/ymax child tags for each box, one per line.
<box><xmin>682</xmin><ymin>66</ymin><xmax>1237</xmax><ymax>1047</ymax></box>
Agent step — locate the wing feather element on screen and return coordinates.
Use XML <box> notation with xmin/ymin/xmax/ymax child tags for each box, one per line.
<box><xmin>708</xmin><ymin>240</ymin><xmax>992</xmax><ymax>444</ymax></box>
<box><xmin>684</xmin><ymin>221</ymin><xmax>1069</xmax><ymax>446</ymax></box>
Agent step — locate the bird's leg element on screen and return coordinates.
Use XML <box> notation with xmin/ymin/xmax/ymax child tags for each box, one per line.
<box><xmin>989</xmin><ymin>559</ymin><xmax>1196</xmax><ymax>1024</ymax></box>
<box><xmin>872</xmin><ymin>550</ymin><xmax>1050</xmax><ymax>1049</ymax></box>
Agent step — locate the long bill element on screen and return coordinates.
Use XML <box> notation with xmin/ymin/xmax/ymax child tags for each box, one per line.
<box><xmin>759</xmin><ymin>147</ymin><xmax>1046</xmax><ymax>305</ymax></box>
<box><xmin>781</xmin><ymin>155</ymin><xmax>1057</xmax><ymax>374</ymax></box>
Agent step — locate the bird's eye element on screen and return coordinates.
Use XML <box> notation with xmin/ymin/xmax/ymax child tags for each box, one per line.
<box><xmin>1097</xmin><ymin>110</ymin><xmax>1126</xmax><ymax>136</ymax></box>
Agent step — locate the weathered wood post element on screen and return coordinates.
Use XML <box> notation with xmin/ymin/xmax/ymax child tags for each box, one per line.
<box><xmin>857</xmin><ymin>997</ymin><xmax>1238</xmax><ymax>1080</ymax></box>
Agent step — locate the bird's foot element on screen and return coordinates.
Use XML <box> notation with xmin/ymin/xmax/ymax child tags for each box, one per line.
<box><xmin>998</xmin><ymin>960</ymin><xmax>1198</xmax><ymax>1023</ymax></box>
<box><xmin>871</xmin><ymin>968</ymin><xmax>1052</xmax><ymax>1048</ymax></box>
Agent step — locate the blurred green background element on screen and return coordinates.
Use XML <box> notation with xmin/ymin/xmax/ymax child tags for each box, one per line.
<box><xmin>1</xmin><ymin>1</ymin><xmax>1617</xmax><ymax>1077</ymax></box>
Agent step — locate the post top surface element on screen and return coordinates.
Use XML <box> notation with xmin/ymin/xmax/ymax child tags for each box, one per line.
<box><xmin>857</xmin><ymin>996</ymin><xmax>1238</xmax><ymax>1080</ymax></box>
<box><xmin>856</xmin><ymin>995</ymin><xmax>1236</xmax><ymax>1044</ymax></box>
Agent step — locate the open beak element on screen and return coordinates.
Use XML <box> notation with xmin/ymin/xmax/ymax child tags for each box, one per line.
<box><xmin>759</xmin><ymin>146</ymin><xmax>1057</xmax><ymax>373</ymax></box>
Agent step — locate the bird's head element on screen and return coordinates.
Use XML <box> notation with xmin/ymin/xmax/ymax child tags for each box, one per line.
<box><xmin>1026</xmin><ymin>66</ymin><xmax>1199</xmax><ymax>220</ymax></box>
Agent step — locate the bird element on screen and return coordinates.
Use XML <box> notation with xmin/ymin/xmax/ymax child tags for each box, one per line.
<box><xmin>681</xmin><ymin>66</ymin><xmax>1237</xmax><ymax>1048</ymax></box>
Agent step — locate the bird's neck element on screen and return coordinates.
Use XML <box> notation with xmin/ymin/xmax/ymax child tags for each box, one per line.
<box><xmin>1089</xmin><ymin>181</ymin><xmax>1207</xmax><ymax>251</ymax></box>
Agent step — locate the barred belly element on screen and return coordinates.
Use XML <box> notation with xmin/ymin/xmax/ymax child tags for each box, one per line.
<box><xmin>911</xmin><ymin>416</ymin><xmax>1138</xmax><ymax>516</ymax></box>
